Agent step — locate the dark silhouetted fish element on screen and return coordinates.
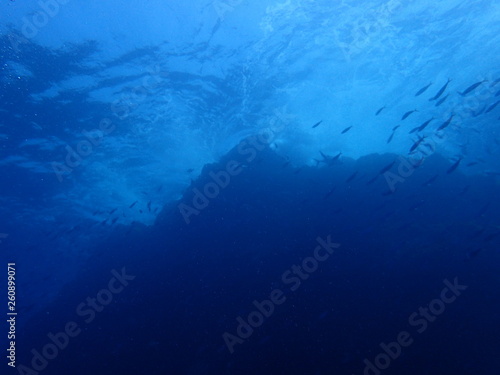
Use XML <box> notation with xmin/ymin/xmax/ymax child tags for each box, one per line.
<box><xmin>471</xmin><ymin>105</ymin><xmax>486</xmax><ymax>117</ymax></box>
<box><xmin>435</xmin><ymin>94</ymin><xmax>449</xmax><ymax>106</ymax></box>
<box><xmin>458</xmin><ymin>80</ymin><xmax>487</xmax><ymax>96</ymax></box>
<box><xmin>409</xmin><ymin>126</ymin><xmax>420</xmax><ymax>134</ymax></box>
<box><xmin>446</xmin><ymin>157</ymin><xmax>462</xmax><ymax>174</ymax></box>
<box><xmin>496</xmin><ymin>89</ymin><xmax>500</xmax><ymax>97</ymax></box>
<box><xmin>409</xmin><ymin>135</ymin><xmax>426</xmax><ymax>153</ymax></box>
<box><xmin>375</xmin><ymin>106</ymin><xmax>386</xmax><ymax>116</ymax></box>
<box><xmin>429</xmin><ymin>78</ymin><xmax>451</xmax><ymax>101</ymax></box>
<box><xmin>415</xmin><ymin>82</ymin><xmax>432</xmax><ymax>96</ymax></box>
<box><xmin>312</xmin><ymin>120</ymin><xmax>323</xmax><ymax>128</ymax></box>
<box><xmin>465</xmin><ymin>248</ymin><xmax>482</xmax><ymax>261</ymax></box>
<box><xmin>129</xmin><ymin>201</ymin><xmax>138</xmax><ymax>208</ymax></box>
<box><xmin>323</xmin><ymin>187</ymin><xmax>336</xmax><ymax>200</ymax></box>
<box><xmin>345</xmin><ymin>171</ymin><xmax>358</xmax><ymax>183</ymax></box>
<box><xmin>387</xmin><ymin>131</ymin><xmax>395</xmax><ymax>143</ymax></box>
<box><xmin>401</xmin><ymin>109</ymin><xmax>417</xmax><ymax>120</ymax></box>
<box><xmin>466</xmin><ymin>162</ymin><xmax>478</xmax><ymax>167</ymax></box>
<box><xmin>109</xmin><ymin>208</ymin><xmax>118</xmax><ymax>214</ymax></box>
<box><xmin>392</xmin><ymin>125</ymin><xmax>400</xmax><ymax>131</ymax></box>
<box><xmin>437</xmin><ymin>115</ymin><xmax>454</xmax><ymax>131</ymax></box>
<box><xmin>317</xmin><ymin>151</ymin><xmax>341</xmax><ymax>166</ymax></box>
<box><xmin>341</xmin><ymin>126</ymin><xmax>352</xmax><ymax>134</ymax></box>
<box><xmin>366</xmin><ymin>175</ymin><xmax>378</xmax><ymax>185</ymax></box>
<box><xmin>186</xmin><ymin>168</ymin><xmax>194</xmax><ymax>173</ymax></box>
<box><xmin>111</xmin><ymin>217</ymin><xmax>118</xmax><ymax>225</ymax></box>
<box><xmin>147</xmin><ymin>201</ymin><xmax>152</xmax><ymax>212</ymax></box>
<box><xmin>491</xmin><ymin>78</ymin><xmax>500</xmax><ymax>87</ymax></box>
<box><xmin>417</xmin><ymin>117</ymin><xmax>434</xmax><ymax>132</ymax></box>
<box><xmin>422</xmin><ymin>174</ymin><xmax>439</xmax><ymax>186</ymax></box>
<box><xmin>379</xmin><ymin>161</ymin><xmax>395</xmax><ymax>175</ymax></box>
<box><xmin>485</xmin><ymin>100</ymin><xmax>500</xmax><ymax>113</ymax></box>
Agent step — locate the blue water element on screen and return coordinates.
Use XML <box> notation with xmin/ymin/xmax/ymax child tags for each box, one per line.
<box><xmin>1</xmin><ymin>0</ymin><xmax>499</xmax><ymax>374</ymax></box>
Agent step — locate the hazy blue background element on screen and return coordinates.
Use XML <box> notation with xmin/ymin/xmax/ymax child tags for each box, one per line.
<box><xmin>0</xmin><ymin>0</ymin><xmax>499</xmax><ymax>374</ymax></box>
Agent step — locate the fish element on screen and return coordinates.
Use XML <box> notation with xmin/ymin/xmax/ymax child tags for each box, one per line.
<box><xmin>147</xmin><ymin>201</ymin><xmax>152</xmax><ymax>212</ymax></box>
<box><xmin>466</xmin><ymin>162</ymin><xmax>478</xmax><ymax>167</ymax></box>
<box><xmin>317</xmin><ymin>151</ymin><xmax>341</xmax><ymax>166</ymax></box>
<box><xmin>323</xmin><ymin>187</ymin><xmax>336</xmax><ymax>200</ymax></box>
<box><xmin>345</xmin><ymin>171</ymin><xmax>358</xmax><ymax>183</ymax></box>
<box><xmin>111</xmin><ymin>217</ymin><xmax>118</xmax><ymax>225</ymax></box>
<box><xmin>341</xmin><ymin>126</ymin><xmax>352</xmax><ymax>134</ymax></box>
<box><xmin>408</xmin><ymin>126</ymin><xmax>420</xmax><ymax>134</ymax></box>
<box><xmin>415</xmin><ymin>82</ymin><xmax>432</xmax><ymax>96</ymax></box>
<box><xmin>437</xmin><ymin>115</ymin><xmax>454</xmax><ymax>131</ymax></box>
<box><xmin>401</xmin><ymin>109</ymin><xmax>417</xmax><ymax>120</ymax></box>
<box><xmin>465</xmin><ymin>248</ymin><xmax>483</xmax><ymax>261</ymax></box>
<box><xmin>312</xmin><ymin>120</ymin><xmax>323</xmax><ymax>128</ymax></box>
<box><xmin>375</xmin><ymin>106</ymin><xmax>386</xmax><ymax>116</ymax></box>
<box><xmin>186</xmin><ymin>168</ymin><xmax>194</xmax><ymax>173</ymax></box>
<box><xmin>446</xmin><ymin>157</ymin><xmax>462</xmax><ymax>174</ymax></box>
<box><xmin>415</xmin><ymin>117</ymin><xmax>434</xmax><ymax>132</ymax></box>
<box><xmin>386</xmin><ymin>131</ymin><xmax>395</xmax><ymax>143</ymax></box>
<box><xmin>366</xmin><ymin>175</ymin><xmax>378</xmax><ymax>185</ymax></box>
<box><xmin>471</xmin><ymin>105</ymin><xmax>486</xmax><ymax>117</ymax></box>
<box><xmin>485</xmin><ymin>100</ymin><xmax>500</xmax><ymax>113</ymax></box>
<box><xmin>421</xmin><ymin>174</ymin><xmax>439</xmax><ymax>186</ymax></box>
<box><xmin>379</xmin><ymin>161</ymin><xmax>395</xmax><ymax>175</ymax></box>
<box><xmin>392</xmin><ymin>125</ymin><xmax>400</xmax><ymax>131</ymax></box>
<box><xmin>109</xmin><ymin>208</ymin><xmax>118</xmax><ymax>215</ymax></box>
<box><xmin>496</xmin><ymin>90</ymin><xmax>500</xmax><ymax>97</ymax></box>
<box><xmin>429</xmin><ymin>78</ymin><xmax>452</xmax><ymax>101</ymax></box>
<box><xmin>491</xmin><ymin>78</ymin><xmax>500</xmax><ymax>87</ymax></box>
<box><xmin>458</xmin><ymin>80</ymin><xmax>487</xmax><ymax>96</ymax></box>
<box><xmin>409</xmin><ymin>135</ymin><xmax>426</xmax><ymax>153</ymax></box>
<box><xmin>435</xmin><ymin>94</ymin><xmax>449</xmax><ymax>107</ymax></box>
<box><xmin>332</xmin><ymin>152</ymin><xmax>342</xmax><ymax>162</ymax></box>
<box><xmin>129</xmin><ymin>201</ymin><xmax>138</xmax><ymax>208</ymax></box>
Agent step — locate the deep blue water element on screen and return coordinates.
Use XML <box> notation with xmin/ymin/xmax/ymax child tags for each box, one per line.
<box><xmin>1</xmin><ymin>1</ymin><xmax>499</xmax><ymax>374</ymax></box>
